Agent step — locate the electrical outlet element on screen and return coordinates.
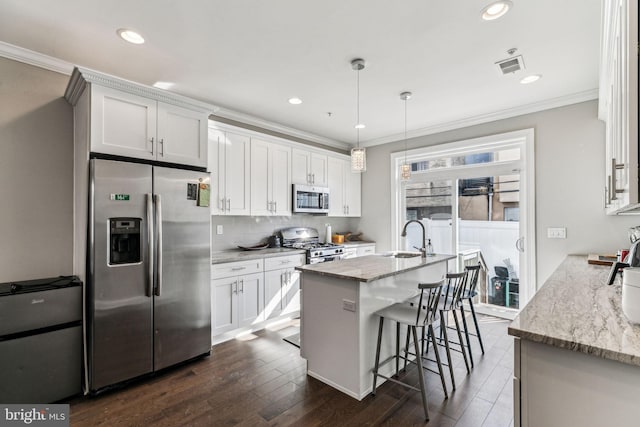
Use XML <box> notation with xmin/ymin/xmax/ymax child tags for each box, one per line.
<box><xmin>342</xmin><ymin>299</ymin><xmax>356</xmax><ymax>312</ymax></box>
<box><xmin>216</xmin><ymin>225</ymin><xmax>224</xmax><ymax>235</ymax></box>
<box><xmin>547</xmin><ymin>227</ymin><xmax>566</xmax><ymax>239</ymax></box>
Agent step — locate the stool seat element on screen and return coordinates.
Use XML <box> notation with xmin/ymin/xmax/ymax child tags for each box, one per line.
<box><xmin>374</xmin><ymin>302</ymin><xmax>432</xmax><ymax>326</ymax></box>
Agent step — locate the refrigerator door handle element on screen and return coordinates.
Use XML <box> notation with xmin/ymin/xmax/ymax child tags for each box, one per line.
<box><xmin>155</xmin><ymin>194</ymin><xmax>163</xmax><ymax>296</ymax></box>
<box><xmin>146</xmin><ymin>193</ymin><xmax>154</xmax><ymax>297</ymax></box>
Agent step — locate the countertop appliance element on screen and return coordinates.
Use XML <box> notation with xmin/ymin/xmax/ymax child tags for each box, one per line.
<box><xmin>280</xmin><ymin>227</ymin><xmax>345</xmax><ymax>264</ymax></box>
<box><xmin>622</xmin><ymin>268</ymin><xmax>640</xmax><ymax>323</ymax></box>
<box><xmin>607</xmin><ymin>226</ymin><xmax>640</xmax><ymax>285</ymax></box>
<box><xmin>293</xmin><ymin>184</ymin><xmax>330</xmax><ymax>214</ymax></box>
<box><xmin>87</xmin><ymin>159</ymin><xmax>211</xmax><ymax>393</ymax></box>
<box><xmin>0</xmin><ymin>276</ymin><xmax>82</xmax><ymax>403</ymax></box>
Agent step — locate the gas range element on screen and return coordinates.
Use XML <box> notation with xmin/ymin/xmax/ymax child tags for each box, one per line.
<box><xmin>279</xmin><ymin>227</ymin><xmax>345</xmax><ymax>264</ymax></box>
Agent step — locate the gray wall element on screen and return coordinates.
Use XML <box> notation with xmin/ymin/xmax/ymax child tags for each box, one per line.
<box><xmin>359</xmin><ymin>100</ymin><xmax>640</xmax><ymax>285</ymax></box>
<box><xmin>0</xmin><ymin>57</ymin><xmax>73</xmax><ymax>282</ymax></box>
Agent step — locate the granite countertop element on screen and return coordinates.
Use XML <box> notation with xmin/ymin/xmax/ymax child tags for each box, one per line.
<box><xmin>508</xmin><ymin>255</ymin><xmax>640</xmax><ymax>367</ymax></box>
<box><xmin>296</xmin><ymin>253</ymin><xmax>456</xmax><ymax>282</ymax></box>
<box><xmin>212</xmin><ymin>248</ymin><xmax>305</xmax><ymax>264</ymax></box>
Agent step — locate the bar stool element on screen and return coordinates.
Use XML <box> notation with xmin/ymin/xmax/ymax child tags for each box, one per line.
<box><xmin>406</xmin><ymin>272</ymin><xmax>471</xmax><ymax>390</ymax></box>
<box><xmin>371</xmin><ymin>280</ymin><xmax>445</xmax><ymax>422</ymax></box>
<box><xmin>436</xmin><ymin>271</ymin><xmax>471</xmax><ymax>388</ymax></box>
<box><xmin>459</xmin><ymin>264</ymin><xmax>485</xmax><ymax>366</ymax></box>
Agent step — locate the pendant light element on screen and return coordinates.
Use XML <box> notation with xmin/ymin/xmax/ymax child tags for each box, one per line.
<box><xmin>400</xmin><ymin>91</ymin><xmax>412</xmax><ymax>181</ymax></box>
<box><xmin>351</xmin><ymin>58</ymin><xmax>366</xmax><ymax>172</ymax></box>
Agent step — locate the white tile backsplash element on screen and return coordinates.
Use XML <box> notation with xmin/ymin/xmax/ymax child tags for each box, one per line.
<box><xmin>210</xmin><ymin>215</ymin><xmax>360</xmax><ymax>251</ymax></box>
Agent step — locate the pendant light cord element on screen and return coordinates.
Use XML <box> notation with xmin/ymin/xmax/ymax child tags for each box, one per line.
<box><xmin>356</xmin><ymin>68</ymin><xmax>360</xmax><ymax>148</ymax></box>
<box><xmin>404</xmin><ymin>97</ymin><xmax>408</xmax><ymax>163</ymax></box>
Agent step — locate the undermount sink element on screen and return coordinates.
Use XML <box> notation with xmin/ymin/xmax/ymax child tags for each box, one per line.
<box><xmin>382</xmin><ymin>251</ymin><xmax>422</xmax><ymax>258</ymax></box>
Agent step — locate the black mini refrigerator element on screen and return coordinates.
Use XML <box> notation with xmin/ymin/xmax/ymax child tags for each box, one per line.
<box><xmin>0</xmin><ymin>276</ymin><xmax>82</xmax><ymax>403</ymax></box>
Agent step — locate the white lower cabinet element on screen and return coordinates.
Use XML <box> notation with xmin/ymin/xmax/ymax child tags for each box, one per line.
<box><xmin>263</xmin><ymin>254</ymin><xmax>305</xmax><ymax>320</ymax></box>
<box><xmin>356</xmin><ymin>244</ymin><xmax>375</xmax><ymax>257</ymax></box>
<box><xmin>211</xmin><ymin>259</ymin><xmax>264</xmax><ymax>337</ymax></box>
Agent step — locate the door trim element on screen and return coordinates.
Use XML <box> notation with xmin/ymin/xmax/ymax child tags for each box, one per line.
<box><xmin>390</xmin><ymin>128</ymin><xmax>536</xmax><ymax>306</ymax></box>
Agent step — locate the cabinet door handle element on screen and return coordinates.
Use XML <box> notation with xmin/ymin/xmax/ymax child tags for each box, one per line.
<box><xmin>231</xmin><ymin>266</ymin><xmax>246</xmax><ymax>271</ymax></box>
<box><xmin>307</xmin><ymin>173</ymin><xmax>311</xmax><ymax>184</ymax></box>
<box><xmin>232</xmin><ymin>280</ymin><xmax>238</xmax><ymax>295</ymax></box>
<box><xmin>227</xmin><ymin>198</ymin><xmax>231</xmax><ymax>211</ymax></box>
<box><xmin>280</xmin><ymin>259</ymin><xmax>291</xmax><ymax>264</ymax></box>
<box><xmin>150</xmin><ymin>137</ymin><xmax>154</xmax><ymax>155</ymax></box>
<box><xmin>312</xmin><ymin>173</ymin><xmax>315</xmax><ymax>184</ymax></box>
<box><xmin>159</xmin><ymin>138</ymin><xmax>165</xmax><ymax>157</ymax></box>
<box><xmin>611</xmin><ymin>158</ymin><xmax>625</xmax><ymax>200</ymax></box>
<box><xmin>274</xmin><ymin>201</ymin><xmax>277</xmax><ymax>213</ymax></box>
<box><xmin>239</xmin><ymin>279</ymin><xmax>244</xmax><ymax>293</ymax></box>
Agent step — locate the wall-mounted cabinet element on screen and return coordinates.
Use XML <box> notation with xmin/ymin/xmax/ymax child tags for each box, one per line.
<box><xmin>328</xmin><ymin>156</ymin><xmax>361</xmax><ymax>217</ymax></box>
<box><xmin>209</xmin><ymin>129</ymin><xmax>251</xmax><ymax>215</ymax></box>
<box><xmin>209</xmin><ymin>122</ymin><xmax>360</xmax><ymax>218</ymax></box>
<box><xmin>65</xmin><ymin>67</ymin><xmax>211</xmax><ymax>169</ymax></box>
<box><xmin>250</xmin><ymin>139</ymin><xmax>291</xmax><ymax>216</ymax></box>
<box><xmin>292</xmin><ymin>148</ymin><xmax>328</xmax><ymax>186</ymax></box>
<box><xmin>599</xmin><ymin>0</ymin><xmax>638</xmax><ymax>214</ymax></box>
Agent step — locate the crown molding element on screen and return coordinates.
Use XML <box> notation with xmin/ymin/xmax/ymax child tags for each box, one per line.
<box><xmin>64</xmin><ymin>66</ymin><xmax>219</xmax><ymax>113</ymax></box>
<box><xmin>0</xmin><ymin>41</ymin><xmax>74</xmax><ymax>75</ymax></box>
<box><xmin>362</xmin><ymin>88</ymin><xmax>599</xmax><ymax>148</ymax></box>
<box><xmin>214</xmin><ymin>106</ymin><xmax>350</xmax><ymax>150</ymax></box>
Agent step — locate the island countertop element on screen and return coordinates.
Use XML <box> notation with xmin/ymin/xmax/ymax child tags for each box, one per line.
<box><xmin>508</xmin><ymin>255</ymin><xmax>640</xmax><ymax>367</ymax></box>
<box><xmin>295</xmin><ymin>253</ymin><xmax>456</xmax><ymax>282</ymax></box>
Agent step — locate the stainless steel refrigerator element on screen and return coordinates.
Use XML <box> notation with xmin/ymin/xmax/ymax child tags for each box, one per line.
<box><xmin>87</xmin><ymin>158</ymin><xmax>211</xmax><ymax>392</ymax></box>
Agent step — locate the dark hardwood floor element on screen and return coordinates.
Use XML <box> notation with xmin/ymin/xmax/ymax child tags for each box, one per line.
<box><xmin>69</xmin><ymin>315</ymin><xmax>513</xmax><ymax>426</ymax></box>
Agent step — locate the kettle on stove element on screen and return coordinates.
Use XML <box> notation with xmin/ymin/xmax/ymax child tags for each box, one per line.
<box><xmin>607</xmin><ymin>226</ymin><xmax>640</xmax><ymax>285</ymax></box>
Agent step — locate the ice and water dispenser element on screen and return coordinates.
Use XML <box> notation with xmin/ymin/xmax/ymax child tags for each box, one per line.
<box><xmin>109</xmin><ymin>218</ymin><xmax>141</xmax><ymax>265</ymax></box>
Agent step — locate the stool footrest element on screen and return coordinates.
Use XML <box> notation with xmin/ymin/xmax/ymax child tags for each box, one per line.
<box><xmin>372</xmin><ymin>372</ymin><xmax>421</xmax><ymax>393</ymax></box>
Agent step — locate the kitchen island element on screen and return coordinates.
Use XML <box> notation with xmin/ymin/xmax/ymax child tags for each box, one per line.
<box><xmin>509</xmin><ymin>255</ymin><xmax>640</xmax><ymax>427</ymax></box>
<box><xmin>296</xmin><ymin>253</ymin><xmax>456</xmax><ymax>400</ymax></box>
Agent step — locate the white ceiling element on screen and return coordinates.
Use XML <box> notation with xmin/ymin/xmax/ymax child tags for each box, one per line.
<box><xmin>0</xmin><ymin>0</ymin><xmax>601</xmax><ymax>147</ymax></box>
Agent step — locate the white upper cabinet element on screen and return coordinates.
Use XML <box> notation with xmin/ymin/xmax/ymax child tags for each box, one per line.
<box><xmin>91</xmin><ymin>86</ymin><xmax>157</xmax><ymax>160</ymax></box>
<box><xmin>209</xmin><ymin>128</ymin><xmax>251</xmax><ymax>215</ymax></box>
<box><xmin>600</xmin><ymin>0</ymin><xmax>638</xmax><ymax>214</ymax></box>
<box><xmin>65</xmin><ymin>68</ymin><xmax>211</xmax><ymax>168</ymax></box>
<box><xmin>251</xmin><ymin>139</ymin><xmax>291</xmax><ymax>216</ymax></box>
<box><xmin>327</xmin><ymin>155</ymin><xmax>361</xmax><ymax>217</ymax></box>
<box><xmin>156</xmin><ymin>102</ymin><xmax>208</xmax><ymax>167</ymax></box>
<box><xmin>292</xmin><ymin>148</ymin><xmax>328</xmax><ymax>186</ymax></box>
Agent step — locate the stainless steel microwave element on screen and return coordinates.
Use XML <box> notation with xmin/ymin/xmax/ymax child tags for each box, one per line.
<box><xmin>293</xmin><ymin>184</ymin><xmax>330</xmax><ymax>214</ymax></box>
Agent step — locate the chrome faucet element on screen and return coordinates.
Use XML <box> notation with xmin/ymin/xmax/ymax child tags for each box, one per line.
<box><xmin>401</xmin><ymin>220</ymin><xmax>427</xmax><ymax>258</ymax></box>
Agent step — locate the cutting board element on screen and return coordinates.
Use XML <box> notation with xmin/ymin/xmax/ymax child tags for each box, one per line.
<box><xmin>587</xmin><ymin>253</ymin><xmax>617</xmax><ymax>266</ymax></box>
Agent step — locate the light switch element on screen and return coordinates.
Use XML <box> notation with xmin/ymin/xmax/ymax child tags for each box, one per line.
<box><xmin>216</xmin><ymin>225</ymin><xmax>224</xmax><ymax>235</ymax></box>
<box><xmin>547</xmin><ymin>227</ymin><xmax>566</xmax><ymax>239</ymax></box>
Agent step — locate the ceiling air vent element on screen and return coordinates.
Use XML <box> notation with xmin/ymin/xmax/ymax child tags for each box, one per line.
<box><xmin>495</xmin><ymin>55</ymin><xmax>525</xmax><ymax>75</ymax></box>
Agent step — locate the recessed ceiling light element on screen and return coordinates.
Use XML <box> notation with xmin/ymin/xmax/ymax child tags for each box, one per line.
<box><xmin>288</xmin><ymin>97</ymin><xmax>302</xmax><ymax>105</ymax></box>
<box><xmin>117</xmin><ymin>28</ymin><xmax>145</xmax><ymax>44</ymax></box>
<box><xmin>520</xmin><ymin>74</ymin><xmax>542</xmax><ymax>84</ymax></box>
<box><xmin>355</xmin><ymin>123</ymin><xmax>366</xmax><ymax>129</ymax></box>
<box><xmin>481</xmin><ymin>1</ymin><xmax>513</xmax><ymax>21</ymax></box>
<box><xmin>153</xmin><ymin>81</ymin><xmax>174</xmax><ymax>90</ymax></box>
